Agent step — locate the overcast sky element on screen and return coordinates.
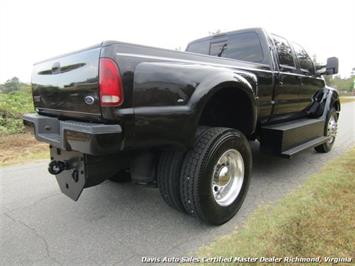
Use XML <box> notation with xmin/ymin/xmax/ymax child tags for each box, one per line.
<box><xmin>0</xmin><ymin>0</ymin><xmax>354</xmax><ymax>83</ymax></box>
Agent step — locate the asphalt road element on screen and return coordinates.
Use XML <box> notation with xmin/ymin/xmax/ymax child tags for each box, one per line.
<box><xmin>1</xmin><ymin>103</ymin><xmax>354</xmax><ymax>266</ymax></box>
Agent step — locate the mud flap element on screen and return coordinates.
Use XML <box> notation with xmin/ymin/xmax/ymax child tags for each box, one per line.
<box><xmin>50</xmin><ymin>147</ymin><xmax>86</xmax><ymax>201</ymax></box>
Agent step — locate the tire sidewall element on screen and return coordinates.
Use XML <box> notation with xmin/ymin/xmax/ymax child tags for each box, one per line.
<box><xmin>196</xmin><ymin>130</ymin><xmax>251</xmax><ymax>224</ymax></box>
<box><xmin>324</xmin><ymin>108</ymin><xmax>337</xmax><ymax>150</ymax></box>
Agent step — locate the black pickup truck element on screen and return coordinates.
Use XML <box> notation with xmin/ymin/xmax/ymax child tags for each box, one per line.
<box><xmin>24</xmin><ymin>28</ymin><xmax>340</xmax><ymax>225</ymax></box>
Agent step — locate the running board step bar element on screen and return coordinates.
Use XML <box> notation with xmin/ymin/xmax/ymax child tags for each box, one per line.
<box><xmin>281</xmin><ymin>136</ymin><xmax>332</xmax><ymax>159</ymax></box>
<box><xmin>260</xmin><ymin>118</ymin><xmax>325</xmax><ymax>155</ymax></box>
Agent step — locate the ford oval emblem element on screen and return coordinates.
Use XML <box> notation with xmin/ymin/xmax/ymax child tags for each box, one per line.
<box><xmin>84</xmin><ymin>96</ymin><xmax>95</xmax><ymax>105</ymax></box>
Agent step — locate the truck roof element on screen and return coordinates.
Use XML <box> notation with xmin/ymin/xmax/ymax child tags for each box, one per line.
<box><xmin>187</xmin><ymin>27</ymin><xmax>265</xmax><ymax>46</ymax></box>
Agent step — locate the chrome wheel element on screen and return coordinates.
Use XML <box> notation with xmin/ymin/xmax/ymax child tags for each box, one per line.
<box><xmin>327</xmin><ymin>114</ymin><xmax>337</xmax><ymax>144</ymax></box>
<box><xmin>211</xmin><ymin>149</ymin><xmax>244</xmax><ymax>207</ymax></box>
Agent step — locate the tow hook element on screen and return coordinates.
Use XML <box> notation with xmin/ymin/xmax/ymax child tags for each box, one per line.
<box><xmin>48</xmin><ymin>160</ymin><xmax>71</xmax><ymax>175</ymax></box>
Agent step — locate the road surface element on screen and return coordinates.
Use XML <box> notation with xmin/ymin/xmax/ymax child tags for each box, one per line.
<box><xmin>1</xmin><ymin>103</ymin><xmax>354</xmax><ymax>265</ymax></box>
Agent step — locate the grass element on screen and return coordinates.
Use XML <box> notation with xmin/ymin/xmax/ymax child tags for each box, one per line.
<box><xmin>194</xmin><ymin>148</ymin><xmax>355</xmax><ymax>265</ymax></box>
<box><xmin>340</xmin><ymin>96</ymin><xmax>355</xmax><ymax>104</ymax></box>
<box><xmin>0</xmin><ymin>89</ymin><xmax>48</xmax><ymax>166</ymax></box>
<box><xmin>0</xmin><ymin>88</ymin><xmax>34</xmax><ymax>135</ymax></box>
<box><xmin>0</xmin><ymin>133</ymin><xmax>48</xmax><ymax>166</ymax></box>
<box><xmin>0</xmin><ymin>89</ymin><xmax>49</xmax><ymax>166</ymax></box>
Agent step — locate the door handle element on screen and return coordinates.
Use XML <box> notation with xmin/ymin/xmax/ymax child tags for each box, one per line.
<box><xmin>297</xmin><ymin>76</ymin><xmax>304</xmax><ymax>85</ymax></box>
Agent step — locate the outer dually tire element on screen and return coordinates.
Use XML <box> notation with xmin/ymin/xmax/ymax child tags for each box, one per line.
<box><xmin>157</xmin><ymin>126</ymin><xmax>211</xmax><ymax>212</ymax></box>
<box><xmin>315</xmin><ymin>108</ymin><xmax>338</xmax><ymax>153</ymax></box>
<box><xmin>180</xmin><ymin>127</ymin><xmax>251</xmax><ymax>225</ymax></box>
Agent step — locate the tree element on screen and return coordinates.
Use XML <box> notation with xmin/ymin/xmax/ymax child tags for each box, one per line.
<box><xmin>327</xmin><ymin>75</ymin><xmax>353</xmax><ymax>92</ymax></box>
<box><xmin>0</xmin><ymin>77</ymin><xmax>21</xmax><ymax>93</ymax></box>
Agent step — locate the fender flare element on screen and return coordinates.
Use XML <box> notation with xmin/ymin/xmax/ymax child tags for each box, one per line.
<box><xmin>189</xmin><ymin>70</ymin><xmax>258</xmax><ymax>136</ymax></box>
<box><xmin>308</xmin><ymin>86</ymin><xmax>340</xmax><ymax>119</ymax></box>
<box><xmin>321</xmin><ymin>86</ymin><xmax>340</xmax><ymax>120</ymax></box>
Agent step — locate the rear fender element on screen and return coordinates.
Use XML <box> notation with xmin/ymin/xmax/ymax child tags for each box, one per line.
<box><xmin>130</xmin><ymin>62</ymin><xmax>257</xmax><ymax>149</ymax></box>
<box><xmin>190</xmin><ymin>70</ymin><xmax>258</xmax><ymax>137</ymax></box>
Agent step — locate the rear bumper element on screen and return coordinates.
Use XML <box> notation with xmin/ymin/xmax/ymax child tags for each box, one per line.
<box><xmin>23</xmin><ymin>113</ymin><xmax>123</xmax><ymax>155</ymax></box>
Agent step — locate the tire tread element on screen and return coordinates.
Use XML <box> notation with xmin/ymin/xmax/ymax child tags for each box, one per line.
<box><xmin>180</xmin><ymin>127</ymin><xmax>232</xmax><ymax>221</ymax></box>
<box><xmin>157</xmin><ymin>151</ymin><xmax>185</xmax><ymax>212</ymax></box>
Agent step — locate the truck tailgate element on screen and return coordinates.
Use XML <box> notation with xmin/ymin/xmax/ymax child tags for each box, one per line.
<box><xmin>32</xmin><ymin>46</ymin><xmax>102</xmax><ymax>121</ymax></box>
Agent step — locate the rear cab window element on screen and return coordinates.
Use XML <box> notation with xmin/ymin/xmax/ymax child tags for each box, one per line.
<box><xmin>186</xmin><ymin>39</ymin><xmax>210</xmax><ymax>55</ymax></box>
<box><xmin>221</xmin><ymin>32</ymin><xmax>264</xmax><ymax>63</ymax></box>
<box><xmin>209</xmin><ymin>40</ymin><xmax>228</xmax><ymax>57</ymax></box>
<box><xmin>186</xmin><ymin>30</ymin><xmax>266</xmax><ymax>64</ymax></box>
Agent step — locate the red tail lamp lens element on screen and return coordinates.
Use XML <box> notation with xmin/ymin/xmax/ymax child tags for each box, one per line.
<box><xmin>99</xmin><ymin>58</ymin><xmax>123</xmax><ymax>106</ymax></box>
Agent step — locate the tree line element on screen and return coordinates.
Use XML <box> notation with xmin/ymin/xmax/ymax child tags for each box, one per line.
<box><xmin>325</xmin><ymin>75</ymin><xmax>354</xmax><ymax>93</ymax></box>
<box><xmin>0</xmin><ymin>77</ymin><xmax>31</xmax><ymax>93</ymax></box>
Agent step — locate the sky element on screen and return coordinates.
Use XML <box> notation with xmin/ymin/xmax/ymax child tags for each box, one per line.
<box><xmin>0</xmin><ymin>0</ymin><xmax>354</xmax><ymax>83</ymax></box>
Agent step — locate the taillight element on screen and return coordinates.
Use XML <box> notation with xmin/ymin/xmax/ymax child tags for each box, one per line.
<box><xmin>99</xmin><ymin>58</ymin><xmax>124</xmax><ymax>107</ymax></box>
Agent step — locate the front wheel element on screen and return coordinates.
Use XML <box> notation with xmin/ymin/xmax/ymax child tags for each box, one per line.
<box><xmin>180</xmin><ymin>127</ymin><xmax>252</xmax><ymax>225</ymax></box>
<box><xmin>315</xmin><ymin>108</ymin><xmax>338</xmax><ymax>153</ymax></box>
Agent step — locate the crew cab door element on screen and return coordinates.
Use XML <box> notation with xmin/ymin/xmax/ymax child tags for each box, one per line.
<box><xmin>271</xmin><ymin>34</ymin><xmax>303</xmax><ymax>119</ymax></box>
<box><xmin>291</xmin><ymin>42</ymin><xmax>324</xmax><ymax>110</ymax></box>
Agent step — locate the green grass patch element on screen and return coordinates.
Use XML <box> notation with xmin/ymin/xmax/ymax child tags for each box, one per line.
<box><xmin>195</xmin><ymin>148</ymin><xmax>355</xmax><ymax>265</ymax></box>
<box><xmin>340</xmin><ymin>96</ymin><xmax>355</xmax><ymax>105</ymax></box>
<box><xmin>0</xmin><ymin>88</ymin><xmax>34</xmax><ymax>135</ymax></box>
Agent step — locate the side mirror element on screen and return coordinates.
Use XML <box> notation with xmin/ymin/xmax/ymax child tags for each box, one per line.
<box><xmin>315</xmin><ymin>57</ymin><xmax>338</xmax><ymax>76</ymax></box>
<box><xmin>325</xmin><ymin>57</ymin><xmax>339</xmax><ymax>75</ymax></box>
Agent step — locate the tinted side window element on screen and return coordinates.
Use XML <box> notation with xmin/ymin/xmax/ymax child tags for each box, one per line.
<box><xmin>186</xmin><ymin>39</ymin><xmax>210</xmax><ymax>55</ymax></box>
<box><xmin>272</xmin><ymin>34</ymin><xmax>295</xmax><ymax>68</ymax></box>
<box><xmin>292</xmin><ymin>42</ymin><xmax>314</xmax><ymax>74</ymax></box>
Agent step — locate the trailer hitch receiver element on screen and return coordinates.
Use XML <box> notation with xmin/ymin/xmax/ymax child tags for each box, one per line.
<box><xmin>48</xmin><ymin>148</ymin><xmax>86</xmax><ymax>201</ymax></box>
<box><xmin>48</xmin><ymin>146</ymin><xmax>126</xmax><ymax>201</ymax></box>
<box><xmin>48</xmin><ymin>160</ymin><xmax>69</xmax><ymax>175</ymax></box>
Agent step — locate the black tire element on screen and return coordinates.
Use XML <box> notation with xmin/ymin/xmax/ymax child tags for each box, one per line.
<box><xmin>109</xmin><ymin>170</ymin><xmax>131</xmax><ymax>183</ymax></box>
<box><xmin>180</xmin><ymin>127</ymin><xmax>252</xmax><ymax>225</ymax></box>
<box><xmin>315</xmin><ymin>108</ymin><xmax>338</xmax><ymax>153</ymax></box>
<box><xmin>156</xmin><ymin>127</ymin><xmax>211</xmax><ymax>212</ymax></box>
<box><xmin>157</xmin><ymin>151</ymin><xmax>186</xmax><ymax>212</ymax></box>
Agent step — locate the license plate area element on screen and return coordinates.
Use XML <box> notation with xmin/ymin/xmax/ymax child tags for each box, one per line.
<box><xmin>50</xmin><ymin>146</ymin><xmax>86</xmax><ymax>201</ymax></box>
